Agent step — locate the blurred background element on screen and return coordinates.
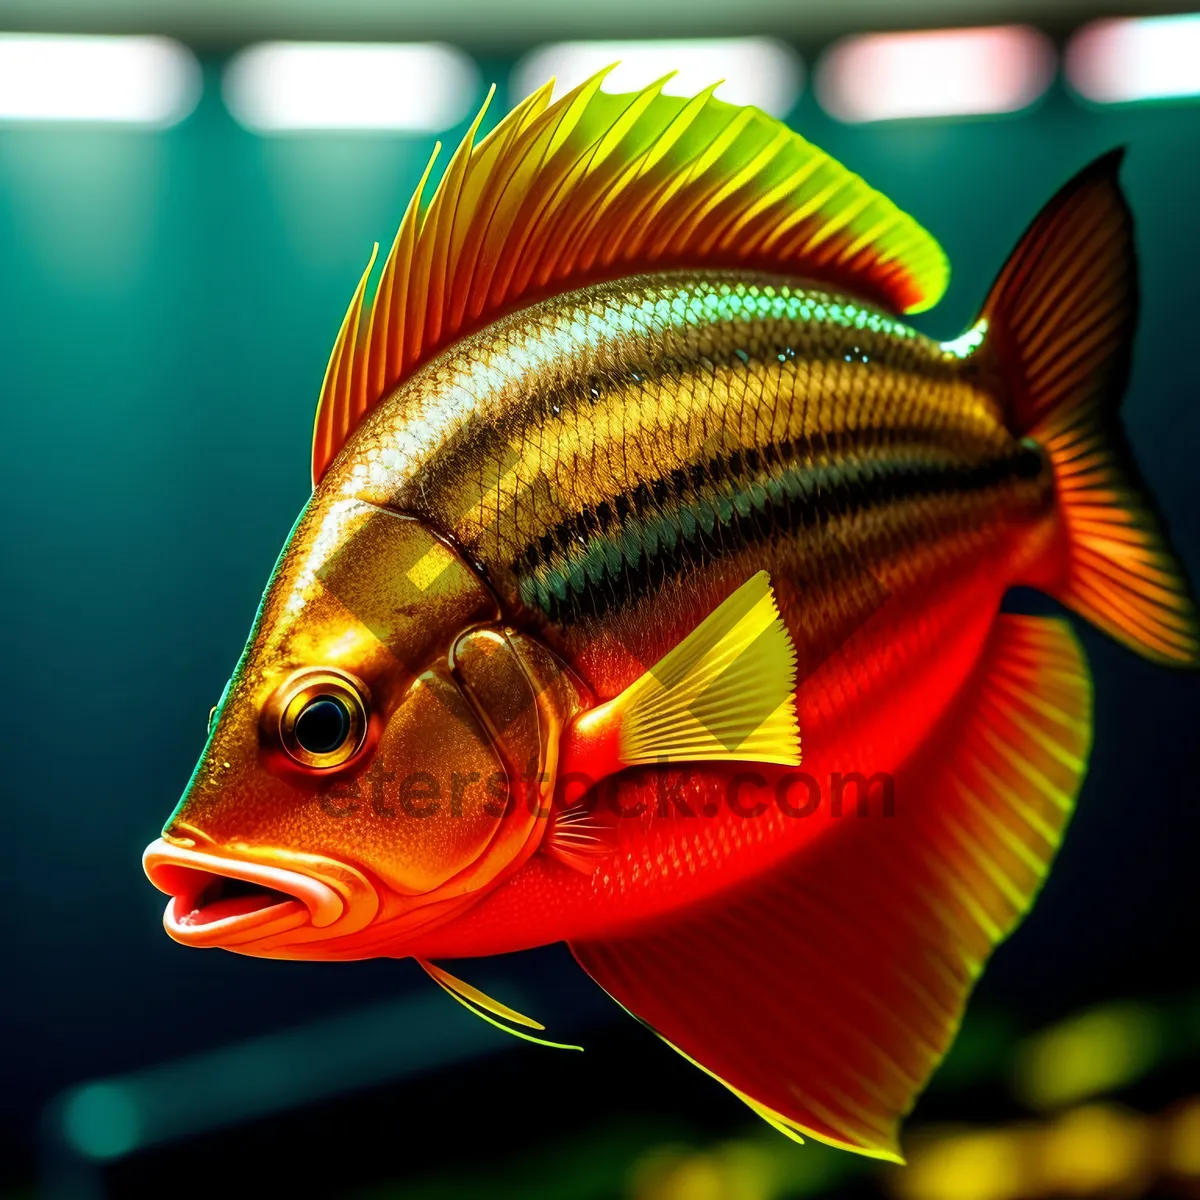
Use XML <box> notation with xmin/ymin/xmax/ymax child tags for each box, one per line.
<box><xmin>2</xmin><ymin>1</ymin><xmax>1199</xmax><ymax>1197</ymax></box>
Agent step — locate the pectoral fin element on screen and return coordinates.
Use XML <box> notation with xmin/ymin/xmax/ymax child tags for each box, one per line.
<box><xmin>570</xmin><ymin>614</ymin><xmax>1092</xmax><ymax>1159</ymax></box>
<box><xmin>559</xmin><ymin>571</ymin><xmax>801</xmax><ymax>781</ymax></box>
<box><xmin>545</xmin><ymin>800</ymin><xmax>622</xmax><ymax>874</ymax></box>
<box><xmin>548</xmin><ymin>571</ymin><xmax>800</xmax><ymax>874</ymax></box>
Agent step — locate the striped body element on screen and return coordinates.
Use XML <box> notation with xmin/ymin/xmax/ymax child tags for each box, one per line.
<box><xmin>320</xmin><ymin>271</ymin><xmax>1059</xmax><ymax>953</ymax></box>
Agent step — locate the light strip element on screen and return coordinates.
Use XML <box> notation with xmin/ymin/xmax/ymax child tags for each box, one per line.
<box><xmin>512</xmin><ymin>38</ymin><xmax>802</xmax><ymax>118</ymax></box>
<box><xmin>0</xmin><ymin>34</ymin><xmax>200</xmax><ymax>127</ymax></box>
<box><xmin>816</xmin><ymin>26</ymin><xmax>1055</xmax><ymax>123</ymax></box>
<box><xmin>222</xmin><ymin>42</ymin><xmax>481</xmax><ymax>133</ymax></box>
<box><xmin>1066</xmin><ymin>14</ymin><xmax>1200</xmax><ymax>105</ymax></box>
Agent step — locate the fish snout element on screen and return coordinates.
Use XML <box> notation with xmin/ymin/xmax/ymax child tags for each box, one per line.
<box><xmin>142</xmin><ymin>836</ymin><xmax>376</xmax><ymax>952</ymax></box>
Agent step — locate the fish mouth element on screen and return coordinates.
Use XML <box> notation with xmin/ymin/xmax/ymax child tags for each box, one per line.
<box><xmin>143</xmin><ymin>839</ymin><xmax>344</xmax><ymax>948</ymax></box>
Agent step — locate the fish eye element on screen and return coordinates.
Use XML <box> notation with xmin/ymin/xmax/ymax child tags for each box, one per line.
<box><xmin>295</xmin><ymin>697</ymin><xmax>351</xmax><ymax>754</ymax></box>
<box><xmin>272</xmin><ymin>669</ymin><xmax>369</xmax><ymax>770</ymax></box>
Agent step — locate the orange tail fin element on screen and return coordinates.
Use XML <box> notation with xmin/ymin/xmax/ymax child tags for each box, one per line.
<box><xmin>978</xmin><ymin>149</ymin><xmax>1199</xmax><ymax>666</ymax></box>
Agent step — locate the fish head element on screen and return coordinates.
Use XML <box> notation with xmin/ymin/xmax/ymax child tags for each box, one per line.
<box><xmin>143</xmin><ymin>494</ymin><xmax>567</xmax><ymax>959</ymax></box>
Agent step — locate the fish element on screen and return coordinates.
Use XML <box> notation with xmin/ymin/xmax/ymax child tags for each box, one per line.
<box><xmin>143</xmin><ymin>70</ymin><xmax>1198</xmax><ymax>1162</ymax></box>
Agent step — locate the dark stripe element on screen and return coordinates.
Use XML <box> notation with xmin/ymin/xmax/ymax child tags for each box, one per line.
<box><xmin>514</xmin><ymin>436</ymin><xmax>1047</xmax><ymax>623</ymax></box>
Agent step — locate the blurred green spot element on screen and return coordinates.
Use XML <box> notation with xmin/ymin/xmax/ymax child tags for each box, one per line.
<box><xmin>62</xmin><ymin>1082</ymin><xmax>140</xmax><ymax>1160</ymax></box>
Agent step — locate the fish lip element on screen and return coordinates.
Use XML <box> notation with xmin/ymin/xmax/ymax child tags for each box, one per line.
<box><xmin>142</xmin><ymin>838</ymin><xmax>344</xmax><ymax>948</ymax></box>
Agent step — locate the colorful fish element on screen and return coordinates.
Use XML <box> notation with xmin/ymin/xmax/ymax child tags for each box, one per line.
<box><xmin>143</xmin><ymin>71</ymin><xmax>1198</xmax><ymax>1161</ymax></box>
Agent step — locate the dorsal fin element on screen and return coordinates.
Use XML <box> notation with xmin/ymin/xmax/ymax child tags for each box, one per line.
<box><xmin>311</xmin><ymin>68</ymin><xmax>950</xmax><ymax>485</ymax></box>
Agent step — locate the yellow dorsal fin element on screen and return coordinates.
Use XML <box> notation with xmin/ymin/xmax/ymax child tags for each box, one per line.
<box><xmin>417</xmin><ymin>960</ymin><xmax>583</xmax><ymax>1051</ymax></box>
<box><xmin>563</xmin><ymin>571</ymin><xmax>801</xmax><ymax>773</ymax></box>
<box><xmin>311</xmin><ymin>68</ymin><xmax>950</xmax><ymax>484</ymax></box>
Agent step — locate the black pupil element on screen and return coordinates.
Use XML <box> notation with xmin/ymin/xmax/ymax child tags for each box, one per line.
<box><xmin>295</xmin><ymin>696</ymin><xmax>352</xmax><ymax>755</ymax></box>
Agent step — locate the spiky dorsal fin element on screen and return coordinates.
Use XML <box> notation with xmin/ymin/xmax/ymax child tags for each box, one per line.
<box><xmin>312</xmin><ymin>69</ymin><xmax>950</xmax><ymax>485</ymax></box>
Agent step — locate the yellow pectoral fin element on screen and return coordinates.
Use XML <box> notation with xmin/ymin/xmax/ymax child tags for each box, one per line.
<box><xmin>418</xmin><ymin>960</ymin><xmax>583</xmax><ymax>1051</ymax></box>
<box><xmin>566</xmin><ymin>571</ymin><xmax>802</xmax><ymax>775</ymax></box>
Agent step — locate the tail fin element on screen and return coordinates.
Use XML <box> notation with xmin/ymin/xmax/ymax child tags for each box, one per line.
<box><xmin>977</xmin><ymin>149</ymin><xmax>1199</xmax><ymax>666</ymax></box>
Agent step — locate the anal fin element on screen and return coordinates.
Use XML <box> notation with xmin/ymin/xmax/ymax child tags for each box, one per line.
<box><xmin>570</xmin><ymin>614</ymin><xmax>1093</xmax><ymax>1160</ymax></box>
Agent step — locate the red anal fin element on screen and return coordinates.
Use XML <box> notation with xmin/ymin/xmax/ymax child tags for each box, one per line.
<box><xmin>570</xmin><ymin>614</ymin><xmax>1092</xmax><ymax>1161</ymax></box>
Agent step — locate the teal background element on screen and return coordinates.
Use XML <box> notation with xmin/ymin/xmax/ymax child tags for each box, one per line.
<box><xmin>2</xmin><ymin>56</ymin><xmax>1199</xmax><ymax>1198</ymax></box>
